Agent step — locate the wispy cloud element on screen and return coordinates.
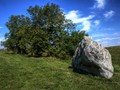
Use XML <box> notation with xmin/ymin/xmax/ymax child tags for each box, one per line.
<box><xmin>91</xmin><ymin>33</ymin><xmax>105</xmax><ymax>38</ymax></box>
<box><xmin>93</xmin><ymin>20</ymin><xmax>100</xmax><ymax>26</ymax></box>
<box><xmin>0</xmin><ymin>37</ymin><xmax>5</xmax><ymax>42</ymax></box>
<box><xmin>93</xmin><ymin>0</ymin><xmax>105</xmax><ymax>9</ymax></box>
<box><xmin>92</xmin><ymin>32</ymin><xmax>120</xmax><ymax>38</ymax></box>
<box><xmin>81</xmin><ymin>21</ymin><xmax>91</xmax><ymax>32</ymax></box>
<box><xmin>112</xmin><ymin>32</ymin><xmax>120</xmax><ymax>36</ymax></box>
<box><xmin>0</xmin><ymin>26</ymin><xmax>3</xmax><ymax>29</ymax></box>
<box><xmin>0</xmin><ymin>36</ymin><xmax>5</xmax><ymax>49</ymax></box>
<box><xmin>96</xmin><ymin>37</ymin><xmax>120</xmax><ymax>47</ymax></box>
<box><xmin>104</xmin><ymin>10</ymin><xmax>115</xmax><ymax>19</ymax></box>
<box><xmin>92</xmin><ymin>32</ymin><xmax>120</xmax><ymax>46</ymax></box>
<box><xmin>65</xmin><ymin>10</ymin><xmax>95</xmax><ymax>32</ymax></box>
<box><xmin>95</xmin><ymin>37</ymin><xmax>120</xmax><ymax>42</ymax></box>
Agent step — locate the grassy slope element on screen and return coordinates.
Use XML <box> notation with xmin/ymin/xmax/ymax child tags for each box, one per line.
<box><xmin>0</xmin><ymin>46</ymin><xmax>120</xmax><ymax>90</ymax></box>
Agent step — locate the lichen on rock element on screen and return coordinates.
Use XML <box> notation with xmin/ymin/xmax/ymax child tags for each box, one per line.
<box><xmin>72</xmin><ymin>36</ymin><xmax>114</xmax><ymax>79</ymax></box>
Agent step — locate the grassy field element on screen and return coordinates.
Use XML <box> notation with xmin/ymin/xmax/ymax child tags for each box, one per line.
<box><xmin>0</xmin><ymin>46</ymin><xmax>120</xmax><ymax>90</ymax></box>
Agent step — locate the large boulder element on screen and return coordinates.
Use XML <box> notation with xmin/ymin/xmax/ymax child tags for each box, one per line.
<box><xmin>72</xmin><ymin>36</ymin><xmax>114</xmax><ymax>79</ymax></box>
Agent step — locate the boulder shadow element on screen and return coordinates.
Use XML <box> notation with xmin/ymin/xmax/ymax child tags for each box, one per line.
<box><xmin>68</xmin><ymin>66</ymin><xmax>96</xmax><ymax>76</ymax></box>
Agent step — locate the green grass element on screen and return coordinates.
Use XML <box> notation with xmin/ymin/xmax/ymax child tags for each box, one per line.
<box><xmin>0</xmin><ymin>46</ymin><xmax>120</xmax><ymax>90</ymax></box>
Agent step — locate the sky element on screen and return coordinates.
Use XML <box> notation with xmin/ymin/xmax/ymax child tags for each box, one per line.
<box><xmin>0</xmin><ymin>0</ymin><xmax>120</xmax><ymax>48</ymax></box>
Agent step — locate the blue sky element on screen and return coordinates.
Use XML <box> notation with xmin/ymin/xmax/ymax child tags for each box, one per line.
<box><xmin>0</xmin><ymin>0</ymin><xmax>120</xmax><ymax>48</ymax></box>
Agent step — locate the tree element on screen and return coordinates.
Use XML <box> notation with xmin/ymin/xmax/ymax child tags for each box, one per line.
<box><xmin>2</xmin><ymin>3</ymin><xmax>88</xmax><ymax>59</ymax></box>
<box><xmin>27</xmin><ymin>3</ymin><xmax>66</xmax><ymax>56</ymax></box>
<box><xmin>2</xmin><ymin>15</ymin><xmax>31</xmax><ymax>54</ymax></box>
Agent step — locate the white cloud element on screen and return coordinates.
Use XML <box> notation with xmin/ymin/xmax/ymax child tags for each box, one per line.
<box><xmin>93</xmin><ymin>0</ymin><xmax>105</xmax><ymax>9</ymax></box>
<box><xmin>65</xmin><ymin>10</ymin><xmax>94</xmax><ymax>23</ymax></box>
<box><xmin>94</xmin><ymin>20</ymin><xmax>100</xmax><ymax>26</ymax></box>
<box><xmin>65</xmin><ymin>10</ymin><xmax>95</xmax><ymax>32</ymax></box>
<box><xmin>104</xmin><ymin>10</ymin><xmax>115</xmax><ymax>18</ymax></box>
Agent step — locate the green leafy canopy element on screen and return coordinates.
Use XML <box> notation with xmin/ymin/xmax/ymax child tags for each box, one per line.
<box><xmin>2</xmin><ymin>3</ymin><xmax>88</xmax><ymax>59</ymax></box>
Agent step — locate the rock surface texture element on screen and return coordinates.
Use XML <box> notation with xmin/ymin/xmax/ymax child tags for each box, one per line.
<box><xmin>72</xmin><ymin>36</ymin><xmax>114</xmax><ymax>79</ymax></box>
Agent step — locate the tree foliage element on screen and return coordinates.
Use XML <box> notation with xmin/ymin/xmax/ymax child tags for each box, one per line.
<box><xmin>2</xmin><ymin>3</ymin><xmax>88</xmax><ymax>59</ymax></box>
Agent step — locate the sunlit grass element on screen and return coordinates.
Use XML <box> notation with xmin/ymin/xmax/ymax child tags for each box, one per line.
<box><xmin>0</xmin><ymin>46</ymin><xmax>120</xmax><ymax>90</ymax></box>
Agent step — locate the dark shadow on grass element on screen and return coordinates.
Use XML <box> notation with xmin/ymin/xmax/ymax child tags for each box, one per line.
<box><xmin>68</xmin><ymin>66</ymin><xmax>97</xmax><ymax>76</ymax></box>
<box><xmin>73</xmin><ymin>68</ymin><xmax>97</xmax><ymax>76</ymax></box>
<box><xmin>68</xmin><ymin>66</ymin><xmax>73</xmax><ymax>69</ymax></box>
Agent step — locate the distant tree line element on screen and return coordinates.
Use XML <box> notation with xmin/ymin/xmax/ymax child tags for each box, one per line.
<box><xmin>2</xmin><ymin>3</ymin><xmax>88</xmax><ymax>59</ymax></box>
